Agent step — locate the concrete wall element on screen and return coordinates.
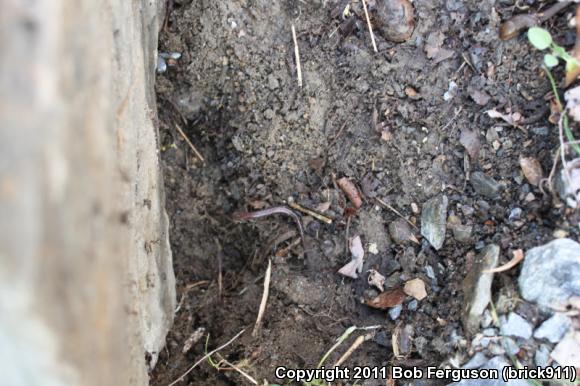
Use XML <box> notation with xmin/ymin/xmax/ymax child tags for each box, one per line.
<box><xmin>0</xmin><ymin>1</ymin><xmax>175</xmax><ymax>385</ymax></box>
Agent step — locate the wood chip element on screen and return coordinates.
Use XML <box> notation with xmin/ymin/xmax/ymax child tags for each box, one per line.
<box><xmin>364</xmin><ymin>288</ymin><xmax>407</xmax><ymax>309</ymax></box>
<box><xmin>337</xmin><ymin>177</ymin><xmax>363</xmax><ymax>208</ymax></box>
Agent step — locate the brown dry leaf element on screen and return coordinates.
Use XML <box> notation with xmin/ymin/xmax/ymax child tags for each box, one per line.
<box><xmin>337</xmin><ymin>177</ymin><xmax>363</xmax><ymax>208</ymax></box>
<box><xmin>315</xmin><ymin>201</ymin><xmax>331</xmax><ymax>213</ymax></box>
<box><xmin>424</xmin><ymin>32</ymin><xmax>454</xmax><ymax>63</ymax></box>
<box><xmin>549</xmin><ymin>98</ymin><xmax>561</xmax><ymax>124</ymax></box>
<box><xmin>364</xmin><ymin>288</ymin><xmax>407</xmax><ymax>309</ymax></box>
<box><xmin>404</xmin><ymin>86</ymin><xmax>420</xmax><ymax>100</ymax></box>
<box><xmin>367</xmin><ymin>269</ymin><xmax>385</xmax><ymax>292</ymax></box>
<box><xmin>519</xmin><ymin>157</ymin><xmax>543</xmax><ymax>186</ymax></box>
<box><xmin>459</xmin><ymin>128</ymin><xmax>481</xmax><ymax>161</ymax></box>
<box><xmin>403</xmin><ymin>278</ymin><xmax>427</xmax><ymax>300</ymax></box>
<box><xmin>338</xmin><ymin>235</ymin><xmax>364</xmax><ymax>279</ymax></box>
<box><xmin>486</xmin><ymin>109</ymin><xmax>522</xmax><ymax>127</ymax></box>
<box><xmin>483</xmin><ymin>249</ymin><xmax>524</xmax><ymax>273</ymax></box>
<box><xmin>468</xmin><ymin>87</ymin><xmax>491</xmax><ymax>106</ymax></box>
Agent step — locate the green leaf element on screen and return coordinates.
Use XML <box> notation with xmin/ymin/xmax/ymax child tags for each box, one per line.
<box><xmin>544</xmin><ymin>54</ymin><xmax>559</xmax><ymax>68</ymax></box>
<box><xmin>553</xmin><ymin>45</ymin><xmax>568</xmax><ymax>58</ymax></box>
<box><xmin>528</xmin><ymin>27</ymin><xmax>552</xmax><ymax>50</ymax></box>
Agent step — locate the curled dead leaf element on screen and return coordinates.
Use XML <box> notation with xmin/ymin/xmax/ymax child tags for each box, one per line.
<box><xmin>337</xmin><ymin>177</ymin><xmax>363</xmax><ymax>208</ymax></box>
<box><xmin>403</xmin><ymin>278</ymin><xmax>427</xmax><ymax>300</ymax></box>
<box><xmin>364</xmin><ymin>288</ymin><xmax>407</xmax><ymax>309</ymax></box>
<box><xmin>338</xmin><ymin>235</ymin><xmax>365</xmax><ymax>279</ymax></box>
<box><xmin>483</xmin><ymin>249</ymin><xmax>524</xmax><ymax>273</ymax></box>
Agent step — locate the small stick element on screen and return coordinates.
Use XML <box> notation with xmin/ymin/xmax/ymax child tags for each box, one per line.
<box><xmin>175</xmin><ymin>124</ymin><xmax>205</xmax><ymax>164</ymax></box>
<box><xmin>375</xmin><ymin>198</ymin><xmax>418</xmax><ymax>230</ymax></box>
<box><xmin>252</xmin><ymin>259</ymin><xmax>272</xmax><ymax>337</ymax></box>
<box><xmin>361</xmin><ymin>0</ymin><xmax>378</xmax><ymax>53</ymax></box>
<box><xmin>288</xmin><ymin>201</ymin><xmax>333</xmax><ymax>224</ymax></box>
<box><xmin>333</xmin><ymin>332</ymin><xmax>374</xmax><ymax>367</ymax></box>
<box><xmin>215</xmin><ymin>238</ymin><xmax>223</xmax><ymax>300</ymax></box>
<box><xmin>218</xmin><ymin>357</ymin><xmax>258</xmax><ymax>385</ymax></box>
<box><xmin>291</xmin><ymin>24</ymin><xmax>303</xmax><ymax>88</ymax></box>
<box><xmin>439</xmin><ymin>106</ymin><xmax>463</xmax><ymax>131</ymax></box>
<box><xmin>168</xmin><ymin>329</ymin><xmax>246</xmax><ymax>386</ymax></box>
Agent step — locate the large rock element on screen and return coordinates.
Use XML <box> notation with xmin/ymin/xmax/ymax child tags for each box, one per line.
<box><xmin>0</xmin><ymin>1</ymin><xmax>174</xmax><ymax>385</ymax></box>
<box><xmin>519</xmin><ymin>238</ymin><xmax>580</xmax><ymax>311</ymax></box>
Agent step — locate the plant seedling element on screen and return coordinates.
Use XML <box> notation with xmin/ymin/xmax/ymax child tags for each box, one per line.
<box><xmin>527</xmin><ymin>27</ymin><xmax>580</xmax><ymax>72</ymax></box>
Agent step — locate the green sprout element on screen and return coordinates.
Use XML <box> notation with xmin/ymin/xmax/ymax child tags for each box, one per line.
<box><xmin>528</xmin><ymin>27</ymin><xmax>580</xmax><ymax>72</ymax></box>
<box><xmin>527</xmin><ymin>26</ymin><xmax>580</xmax><ymax>156</ymax></box>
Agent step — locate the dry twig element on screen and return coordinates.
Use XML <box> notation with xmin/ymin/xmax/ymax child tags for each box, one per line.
<box><xmin>333</xmin><ymin>333</ymin><xmax>374</xmax><ymax>367</ymax></box>
<box><xmin>168</xmin><ymin>329</ymin><xmax>246</xmax><ymax>386</ymax></box>
<box><xmin>288</xmin><ymin>201</ymin><xmax>333</xmax><ymax>224</ymax></box>
<box><xmin>252</xmin><ymin>259</ymin><xmax>272</xmax><ymax>337</ymax></box>
<box><xmin>291</xmin><ymin>24</ymin><xmax>303</xmax><ymax>88</ymax></box>
<box><xmin>375</xmin><ymin>198</ymin><xmax>418</xmax><ymax>230</ymax></box>
<box><xmin>361</xmin><ymin>0</ymin><xmax>378</xmax><ymax>52</ymax></box>
<box><xmin>175</xmin><ymin>124</ymin><xmax>205</xmax><ymax>164</ymax></box>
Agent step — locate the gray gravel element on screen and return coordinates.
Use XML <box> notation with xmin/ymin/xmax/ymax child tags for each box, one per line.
<box><xmin>533</xmin><ymin>314</ymin><xmax>572</xmax><ymax>343</ymax></box>
<box><xmin>500</xmin><ymin>312</ymin><xmax>533</xmax><ymax>339</ymax></box>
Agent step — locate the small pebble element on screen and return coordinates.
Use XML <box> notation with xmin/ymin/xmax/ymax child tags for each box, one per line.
<box><xmin>157</xmin><ymin>56</ymin><xmax>167</xmax><ymax>73</ymax></box>
<box><xmin>488</xmin><ymin>342</ymin><xmax>505</xmax><ymax>356</ymax></box>
<box><xmin>470</xmin><ymin>171</ymin><xmax>501</xmax><ymax>199</ymax></box>
<box><xmin>524</xmin><ymin>192</ymin><xmax>535</xmax><ymax>202</ymax></box>
<box><xmin>407</xmin><ymin>299</ymin><xmax>418</xmax><ymax>311</ymax></box>
<box><xmin>533</xmin><ymin>314</ymin><xmax>571</xmax><ymax>343</ymax></box>
<box><xmin>532</xmin><ymin>126</ymin><xmax>549</xmax><ymax>136</ymax></box>
<box><xmin>500</xmin><ymin>312</ymin><xmax>533</xmax><ymax>339</ymax></box>
<box><xmin>482</xmin><ymin>328</ymin><xmax>497</xmax><ymax>337</ymax></box>
<box><xmin>502</xmin><ymin>337</ymin><xmax>520</xmax><ymax>355</ymax></box>
<box><xmin>424</xmin><ymin>265</ymin><xmax>436</xmax><ymax>280</ymax></box>
<box><xmin>508</xmin><ymin>207</ymin><xmax>522</xmax><ymax>221</ymax></box>
<box><xmin>552</xmin><ymin>229</ymin><xmax>569</xmax><ymax>239</ymax></box>
<box><xmin>389</xmin><ymin>304</ymin><xmax>403</xmax><ymax>320</ymax></box>
<box><xmin>411</xmin><ymin>202</ymin><xmax>420</xmax><ymax>214</ymax></box>
<box><xmin>481</xmin><ymin>310</ymin><xmax>493</xmax><ymax>328</ymax></box>
<box><xmin>462</xmin><ymin>352</ymin><xmax>489</xmax><ymax>369</ymax></box>
<box><xmin>535</xmin><ymin>344</ymin><xmax>551</xmax><ymax>367</ymax></box>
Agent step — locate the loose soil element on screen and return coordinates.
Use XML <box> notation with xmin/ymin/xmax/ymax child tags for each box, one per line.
<box><xmin>151</xmin><ymin>0</ymin><xmax>580</xmax><ymax>384</ymax></box>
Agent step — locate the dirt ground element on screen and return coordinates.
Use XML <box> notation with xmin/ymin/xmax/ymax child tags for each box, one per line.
<box><xmin>151</xmin><ymin>0</ymin><xmax>579</xmax><ymax>384</ymax></box>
